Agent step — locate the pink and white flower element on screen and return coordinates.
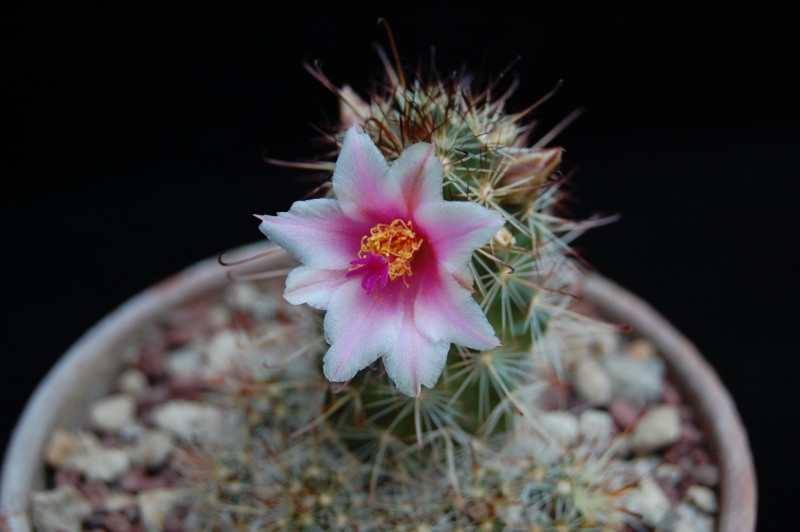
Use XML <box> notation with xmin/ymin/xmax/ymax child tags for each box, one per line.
<box><xmin>258</xmin><ymin>127</ymin><xmax>503</xmax><ymax>396</ymax></box>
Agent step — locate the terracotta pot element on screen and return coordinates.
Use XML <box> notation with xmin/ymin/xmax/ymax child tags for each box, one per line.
<box><xmin>0</xmin><ymin>244</ymin><xmax>756</xmax><ymax>531</ymax></box>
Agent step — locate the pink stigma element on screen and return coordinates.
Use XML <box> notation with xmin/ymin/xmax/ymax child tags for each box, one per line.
<box><xmin>347</xmin><ymin>252</ymin><xmax>390</xmax><ymax>294</ymax></box>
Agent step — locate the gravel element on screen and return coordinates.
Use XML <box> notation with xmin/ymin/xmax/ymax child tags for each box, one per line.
<box><xmin>32</xmin><ymin>283</ymin><xmax>720</xmax><ymax>531</ymax></box>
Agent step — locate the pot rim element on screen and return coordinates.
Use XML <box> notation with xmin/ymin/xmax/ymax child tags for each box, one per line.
<box><xmin>1</xmin><ymin>245</ymin><xmax>756</xmax><ymax>531</ymax></box>
<box><xmin>582</xmin><ymin>273</ymin><xmax>757</xmax><ymax>532</ymax></box>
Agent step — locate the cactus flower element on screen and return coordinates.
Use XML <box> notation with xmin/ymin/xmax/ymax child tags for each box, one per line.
<box><xmin>258</xmin><ymin>128</ymin><xmax>503</xmax><ymax>396</ymax></box>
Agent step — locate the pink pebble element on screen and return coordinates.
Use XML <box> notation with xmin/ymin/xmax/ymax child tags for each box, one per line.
<box><xmin>660</xmin><ymin>381</ymin><xmax>683</xmax><ymax>405</ymax></box>
<box><xmin>609</xmin><ymin>400</ymin><xmax>640</xmax><ymax>429</ymax></box>
<box><xmin>105</xmin><ymin>512</ymin><xmax>134</xmax><ymax>532</ymax></box>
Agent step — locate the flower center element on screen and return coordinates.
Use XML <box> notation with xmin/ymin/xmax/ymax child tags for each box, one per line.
<box><xmin>360</xmin><ymin>219</ymin><xmax>423</xmax><ymax>281</ymax></box>
<box><xmin>347</xmin><ymin>219</ymin><xmax>423</xmax><ymax>293</ymax></box>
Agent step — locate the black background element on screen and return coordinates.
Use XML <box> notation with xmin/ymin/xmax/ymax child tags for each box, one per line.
<box><xmin>2</xmin><ymin>3</ymin><xmax>797</xmax><ymax>529</ymax></box>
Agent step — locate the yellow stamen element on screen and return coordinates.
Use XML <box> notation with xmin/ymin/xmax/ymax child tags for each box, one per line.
<box><xmin>358</xmin><ymin>219</ymin><xmax>423</xmax><ymax>284</ymax></box>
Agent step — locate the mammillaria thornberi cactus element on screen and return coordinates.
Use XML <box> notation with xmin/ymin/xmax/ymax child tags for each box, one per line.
<box><xmin>26</xmin><ymin>36</ymin><xmax>723</xmax><ymax>532</ymax></box>
<box><xmin>209</xmin><ymin>44</ymin><xmax>689</xmax><ymax>529</ymax></box>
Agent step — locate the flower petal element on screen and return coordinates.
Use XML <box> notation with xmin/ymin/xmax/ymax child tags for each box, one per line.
<box><xmin>284</xmin><ymin>266</ymin><xmax>349</xmax><ymax>310</ymax></box>
<box><xmin>414</xmin><ymin>267</ymin><xmax>501</xmax><ymax>351</ymax></box>
<box><xmin>387</xmin><ymin>142</ymin><xmax>443</xmax><ymax>212</ymax></box>
<box><xmin>258</xmin><ymin>198</ymin><xmax>366</xmax><ymax>270</ymax></box>
<box><xmin>322</xmin><ymin>280</ymin><xmax>402</xmax><ymax>382</ymax></box>
<box><xmin>415</xmin><ymin>200</ymin><xmax>505</xmax><ymax>274</ymax></box>
<box><xmin>382</xmin><ymin>315</ymin><xmax>450</xmax><ymax>397</ymax></box>
<box><xmin>332</xmin><ymin>127</ymin><xmax>402</xmax><ymax>222</ymax></box>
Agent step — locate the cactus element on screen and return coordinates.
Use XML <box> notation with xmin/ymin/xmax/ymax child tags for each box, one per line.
<box><xmin>180</xmin><ymin>44</ymin><xmax>661</xmax><ymax>530</ymax></box>
<box><xmin>34</xmin><ymin>37</ymin><xmax>717</xmax><ymax>531</ymax></box>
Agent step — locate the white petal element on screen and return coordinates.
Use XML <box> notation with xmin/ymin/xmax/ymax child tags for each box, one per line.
<box><xmin>258</xmin><ymin>198</ymin><xmax>366</xmax><ymax>270</ymax></box>
<box><xmin>322</xmin><ymin>280</ymin><xmax>402</xmax><ymax>382</ymax></box>
<box><xmin>387</xmin><ymin>142</ymin><xmax>443</xmax><ymax>211</ymax></box>
<box><xmin>414</xmin><ymin>269</ymin><xmax>501</xmax><ymax>351</ymax></box>
<box><xmin>382</xmin><ymin>316</ymin><xmax>450</xmax><ymax>397</ymax></box>
<box><xmin>284</xmin><ymin>267</ymin><xmax>348</xmax><ymax>310</ymax></box>
<box><xmin>415</xmin><ymin>200</ymin><xmax>504</xmax><ymax>274</ymax></box>
<box><xmin>332</xmin><ymin>128</ymin><xmax>402</xmax><ymax>222</ymax></box>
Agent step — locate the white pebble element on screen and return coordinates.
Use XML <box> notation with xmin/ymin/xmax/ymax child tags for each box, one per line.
<box><xmin>89</xmin><ymin>393</ymin><xmax>135</xmax><ymax>433</ymax></box>
<box><xmin>578</xmin><ymin>409</ymin><xmax>614</xmax><ymax>447</ymax></box>
<box><xmin>139</xmin><ymin>488</ymin><xmax>191</xmax><ymax>532</ymax></box>
<box><xmin>205</xmin><ymin>329</ymin><xmax>245</xmax><ymax>376</ymax></box>
<box><xmin>658</xmin><ymin>502</ymin><xmax>716</xmax><ymax>532</ymax></box>
<box><xmin>561</xmin><ymin>329</ymin><xmax>621</xmax><ymax>363</ymax></box>
<box><xmin>130</xmin><ymin>429</ymin><xmax>175</xmax><ymax>470</ymax></box>
<box><xmin>631</xmin><ymin>456</ymin><xmax>661</xmax><ymax>478</ymax></box>
<box><xmin>117</xmin><ymin>368</ymin><xmax>149</xmax><ymax>394</ymax></box>
<box><xmin>31</xmin><ymin>485</ymin><xmax>92</xmax><ymax>532</ymax></box>
<box><xmin>153</xmin><ymin>400</ymin><xmax>224</xmax><ymax>442</ymax></box>
<box><xmin>603</xmin><ymin>353</ymin><xmax>665</xmax><ymax>408</ymax></box>
<box><xmin>572</xmin><ymin>358</ymin><xmax>613</xmax><ymax>405</ymax></box>
<box><xmin>539</xmin><ymin>411</ymin><xmax>579</xmax><ymax>447</ymax></box>
<box><xmin>505</xmin><ymin>420</ymin><xmax>561</xmax><ymax>464</ymax></box>
<box><xmin>81</xmin><ymin>445</ymin><xmax>131</xmax><ymax>482</ymax></box>
<box><xmin>103</xmin><ymin>493</ymin><xmax>137</xmax><ymax>512</ymax></box>
<box><xmin>589</xmin><ymin>329</ymin><xmax>622</xmax><ymax>357</ymax></box>
<box><xmin>685</xmin><ymin>485</ymin><xmax>718</xmax><ymax>514</ymax></box>
<box><xmin>608</xmin><ymin>433</ymin><xmax>633</xmax><ymax>457</ymax></box>
<box><xmin>45</xmin><ymin>429</ymin><xmax>130</xmax><ymax>482</ymax></box>
<box><xmin>227</xmin><ymin>282</ymin><xmax>279</xmax><ymax>319</ymax></box>
<box><xmin>208</xmin><ymin>303</ymin><xmax>232</xmax><ymax>328</ymax></box>
<box><xmin>118</xmin><ymin>422</ymin><xmax>147</xmax><ymax>442</ymax></box>
<box><xmin>630</xmin><ymin>405</ymin><xmax>682</xmax><ymax>455</ymax></box>
<box><xmin>655</xmin><ymin>463</ymin><xmax>685</xmax><ymax>485</ymax></box>
<box><xmin>165</xmin><ymin>345</ymin><xmax>204</xmax><ymax>378</ymax></box>
<box><xmin>45</xmin><ymin>429</ymin><xmax>82</xmax><ymax>469</ymax></box>
<box><xmin>621</xmin><ymin>477</ymin><xmax>670</xmax><ymax>527</ymax></box>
